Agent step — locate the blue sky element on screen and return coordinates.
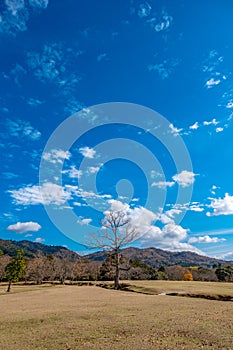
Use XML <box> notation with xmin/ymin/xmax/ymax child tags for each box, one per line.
<box><xmin>1</xmin><ymin>0</ymin><xmax>233</xmax><ymax>259</ymax></box>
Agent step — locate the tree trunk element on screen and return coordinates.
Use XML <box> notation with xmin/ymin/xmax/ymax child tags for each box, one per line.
<box><xmin>114</xmin><ymin>248</ymin><xmax>120</xmax><ymax>289</ymax></box>
<box><xmin>7</xmin><ymin>280</ymin><xmax>12</xmax><ymax>293</ymax></box>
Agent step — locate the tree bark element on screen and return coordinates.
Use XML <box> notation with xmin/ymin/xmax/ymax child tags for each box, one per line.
<box><xmin>7</xmin><ymin>280</ymin><xmax>12</xmax><ymax>293</ymax></box>
<box><xmin>114</xmin><ymin>248</ymin><xmax>120</xmax><ymax>289</ymax></box>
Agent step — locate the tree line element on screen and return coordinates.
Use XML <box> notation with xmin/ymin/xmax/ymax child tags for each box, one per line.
<box><xmin>1</xmin><ymin>248</ymin><xmax>233</xmax><ymax>292</ymax></box>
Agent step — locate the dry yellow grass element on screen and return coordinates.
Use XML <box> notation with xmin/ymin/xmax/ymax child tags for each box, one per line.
<box><xmin>0</xmin><ymin>283</ymin><xmax>233</xmax><ymax>350</ymax></box>
<box><xmin>123</xmin><ymin>280</ymin><xmax>233</xmax><ymax>295</ymax></box>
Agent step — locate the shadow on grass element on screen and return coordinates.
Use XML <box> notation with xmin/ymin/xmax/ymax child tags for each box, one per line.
<box><xmin>97</xmin><ymin>282</ymin><xmax>233</xmax><ymax>302</ymax></box>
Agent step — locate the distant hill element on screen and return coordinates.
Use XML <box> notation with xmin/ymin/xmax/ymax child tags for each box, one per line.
<box><xmin>0</xmin><ymin>239</ymin><xmax>227</xmax><ymax>267</ymax></box>
<box><xmin>0</xmin><ymin>239</ymin><xmax>80</xmax><ymax>260</ymax></box>
<box><xmin>84</xmin><ymin>247</ymin><xmax>226</xmax><ymax>268</ymax></box>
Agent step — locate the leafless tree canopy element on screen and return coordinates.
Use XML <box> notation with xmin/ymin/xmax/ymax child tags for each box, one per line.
<box><xmin>88</xmin><ymin>210</ymin><xmax>141</xmax><ymax>289</ymax></box>
<box><xmin>89</xmin><ymin>210</ymin><xmax>141</xmax><ymax>250</ymax></box>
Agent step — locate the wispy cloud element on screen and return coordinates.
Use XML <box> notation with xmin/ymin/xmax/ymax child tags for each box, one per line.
<box><xmin>9</xmin><ymin>182</ymin><xmax>112</xmax><ymax>207</ymax></box>
<box><xmin>148</xmin><ymin>59</ymin><xmax>179</xmax><ymax>79</ymax></box>
<box><xmin>97</xmin><ymin>53</ymin><xmax>107</xmax><ymax>62</ymax></box>
<box><xmin>219</xmin><ymin>251</ymin><xmax>233</xmax><ymax>261</ymax></box>
<box><xmin>77</xmin><ymin>218</ymin><xmax>92</xmax><ymax>225</ymax></box>
<box><xmin>189</xmin><ymin>122</ymin><xmax>199</xmax><ymax>130</ymax></box>
<box><xmin>203</xmin><ymin>49</ymin><xmax>227</xmax><ymax>89</ymax></box>
<box><xmin>0</xmin><ymin>0</ymin><xmax>49</xmax><ymax>36</ymax></box>
<box><xmin>42</xmin><ymin>149</ymin><xmax>71</xmax><ymax>164</ymax></box>
<box><xmin>62</xmin><ymin>165</ymin><xmax>82</xmax><ymax>179</ymax></box>
<box><xmin>64</xmin><ymin>97</ymin><xmax>83</xmax><ymax>115</ymax></box>
<box><xmin>203</xmin><ymin>118</ymin><xmax>218</xmax><ymax>126</ymax></box>
<box><xmin>151</xmin><ymin>181</ymin><xmax>175</xmax><ymax>189</ymax></box>
<box><xmin>7</xmin><ymin>221</ymin><xmax>41</xmax><ymax>234</ymax></box>
<box><xmin>137</xmin><ymin>2</ymin><xmax>152</xmax><ymax>18</ymax></box>
<box><xmin>26</xmin><ymin>97</ymin><xmax>44</xmax><ymax>106</ymax></box>
<box><xmin>28</xmin><ymin>0</ymin><xmax>49</xmax><ymax>9</ymax></box>
<box><xmin>9</xmin><ymin>63</ymin><xmax>27</xmax><ymax>85</ymax></box>
<box><xmin>147</xmin><ymin>11</ymin><xmax>173</xmax><ymax>32</ymax></box>
<box><xmin>35</xmin><ymin>237</ymin><xmax>45</xmax><ymax>243</ymax></box>
<box><xmin>187</xmin><ymin>117</ymin><xmax>227</xmax><ymax>135</ymax></box>
<box><xmin>9</xmin><ymin>182</ymin><xmax>72</xmax><ymax>206</ymax></box>
<box><xmin>188</xmin><ymin>235</ymin><xmax>225</xmax><ymax>244</ymax></box>
<box><xmin>152</xmin><ymin>171</ymin><xmax>196</xmax><ymax>189</ymax></box>
<box><xmin>87</xmin><ymin>166</ymin><xmax>101</xmax><ymax>174</ymax></box>
<box><xmin>169</xmin><ymin>123</ymin><xmax>183</xmax><ymax>136</ymax></box>
<box><xmin>205</xmin><ymin>77</ymin><xmax>221</xmax><ymax>89</ymax></box>
<box><xmin>7</xmin><ymin>119</ymin><xmax>41</xmax><ymax>140</ymax></box>
<box><xmin>26</xmin><ymin>43</ymin><xmax>82</xmax><ymax>95</ymax></box>
<box><xmin>2</xmin><ymin>172</ymin><xmax>19</xmax><ymax>180</ymax></box>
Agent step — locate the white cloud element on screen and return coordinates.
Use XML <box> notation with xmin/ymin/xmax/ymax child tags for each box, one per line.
<box><xmin>62</xmin><ymin>165</ymin><xmax>82</xmax><ymax>179</ymax></box>
<box><xmin>219</xmin><ymin>252</ymin><xmax>233</xmax><ymax>261</ymax></box>
<box><xmin>79</xmin><ymin>146</ymin><xmax>96</xmax><ymax>159</ymax></box>
<box><xmin>158</xmin><ymin>213</ymin><xmax>174</xmax><ymax>224</ymax></box>
<box><xmin>78</xmin><ymin>218</ymin><xmax>92</xmax><ymax>225</ymax></box>
<box><xmin>43</xmin><ymin>149</ymin><xmax>71</xmax><ymax>164</ymax></box>
<box><xmin>206</xmin><ymin>78</ymin><xmax>221</xmax><ymax>88</ymax></box>
<box><xmin>150</xmin><ymin>170</ymin><xmax>162</xmax><ymax>179</ymax></box>
<box><xmin>189</xmin><ymin>205</ymin><xmax>204</xmax><ymax>212</ymax></box>
<box><xmin>165</xmin><ymin>209</ymin><xmax>182</xmax><ymax>218</ymax></box>
<box><xmin>7</xmin><ymin>119</ymin><xmax>41</xmax><ymax>140</ymax></box>
<box><xmin>140</xmin><ymin>221</ymin><xmax>201</xmax><ymax>254</ymax></box>
<box><xmin>169</xmin><ymin>123</ymin><xmax>183</xmax><ymax>136</ymax></box>
<box><xmin>207</xmin><ymin>193</ymin><xmax>233</xmax><ymax>216</ymax></box>
<box><xmin>162</xmin><ymin>223</ymin><xmax>187</xmax><ymax>241</ymax></box>
<box><xmin>9</xmin><ymin>182</ymin><xmax>72</xmax><ymax>206</ymax></box>
<box><xmin>103</xmin><ymin>200</ymin><xmax>202</xmax><ymax>253</ymax></box>
<box><xmin>73</xmin><ymin>201</ymin><xmax>82</xmax><ymax>207</ymax></box>
<box><xmin>151</xmin><ymin>181</ymin><xmax>175</xmax><ymax>189</ymax></box>
<box><xmin>189</xmin><ymin>122</ymin><xmax>199</xmax><ymax>130</ymax></box>
<box><xmin>35</xmin><ymin>237</ymin><xmax>45</xmax><ymax>243</ymax></box>
<box><xmin>210</xmin><ymin>184</ymin><xmax>220</xmax><ymax>195</ymax></box>
<box><xmin>7</xmin><ymin>221</ymin><xmax>41</xmax><ymax>234</ymax></box>
<box><xmin>203</xmin><ymin>50</ymin><xmax>226</xmax><ymax>89</ymax></box>
<box><xmin>74</xmin><ymin>188</ymin><xmax>112</xmax><ymax>202</ymax></box>
<box><xmin>203</xmin><ymin>118</ymin><xmax>218</xmax><ymax>126</ymax></box>
<box><xmin>172</xmin><ymin>170</ymin><xmax>196</xmax><ymax>188</ymax></box>
<box><xmin>88</xmin><ymin>166</ymin><xmax>101</xmax><ymax>174</ymax></box>
<box><xmin>216</xmin><ymin>127</ymin><xmax>224</xmax><ymax>133</ymax></box>
<box><xmin>107</xmin><ymin>199</ymin><xmax>130</xmax><ymax>213</ymax></box>
<box><xmin>226</xmin><ymin>101</ymin><xmax>233</xmax><ymax>109</ymax></box>
<box><xmin>131</xmin><ymin>198</ymin><xmax>139</xmax><ymax>202</ymax></box>
<box><xmin>189</xmin><ymin>235</ymin><xmax>225</xmax><ymax>243</ymax></box>
<box><xmin>130</xmin><ymin>206</ymin><xmax>157</xmax><ymax>231</ymax></box>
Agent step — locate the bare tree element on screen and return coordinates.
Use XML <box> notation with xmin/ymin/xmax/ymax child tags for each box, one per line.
<box><xmin>89</xmin><ymin>210</ymin><xmax>140</xmax><ymax>289</ymax></box>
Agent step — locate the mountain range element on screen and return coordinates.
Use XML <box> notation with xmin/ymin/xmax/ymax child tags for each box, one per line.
<box><xmin>0</xmin><ymin>239</ymin><xmax>228</xmax><ymax>267</ymax></box>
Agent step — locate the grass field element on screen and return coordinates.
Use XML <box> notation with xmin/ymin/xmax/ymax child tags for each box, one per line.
<box><xmin>0</xmin><ymin>282</ymin><xmax>233</xmax><ymax>350</ymax></box>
